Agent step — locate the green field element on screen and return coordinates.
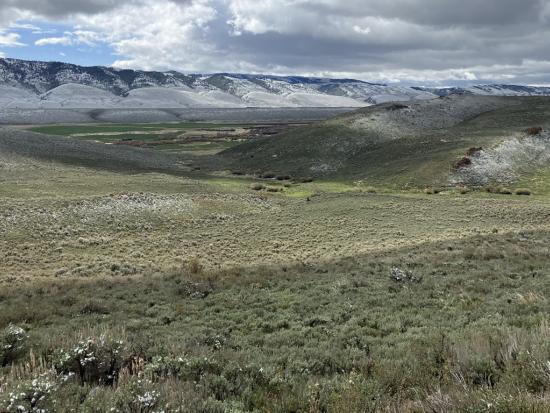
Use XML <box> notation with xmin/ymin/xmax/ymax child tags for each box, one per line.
<box><xmin>28</xmin><ymin>122</ymin><xmax>247</xmax><ymax>135</ymax></box>
<box><xmin>2</xmin><ymin>98</ymin><xmax>550</xmax><ymax>412</ymax></box>
<box><xmin>24</xmin><ymin>122</ymin><xmax>252</xmax><ymax>154</ymax></box>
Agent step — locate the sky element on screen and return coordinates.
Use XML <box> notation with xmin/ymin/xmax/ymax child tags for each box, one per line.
<box><xmin>1</xmin><ymin>0</ymin><xmax>550</xmax><ymax>86</ymax></box>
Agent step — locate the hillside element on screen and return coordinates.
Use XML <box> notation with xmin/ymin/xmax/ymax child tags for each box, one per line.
<box><xmin>222</xmin><ymin>96</ymin><xmax>550</xmax><ymax>188</ymax></box>
<box><xmin>0</xmin><ymin>58</ymin><xmax>437</xmax><ymax>109</ymax></box>
<box><xmin>416</xmin><ymin>84</ymin><xmax>550</xmax><ymax>97</ymax></box>
<box><xmin>0</xmin><ymin>126</ymin><xmax>186</xmax><ymax>173</ymax></box>
<box><xmin>3</xmin><ymin>58</ymin><xmax>550</xmax><ymax>110</ymax></box>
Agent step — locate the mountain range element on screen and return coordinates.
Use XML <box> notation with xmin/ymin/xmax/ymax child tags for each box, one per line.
<box><xmin>1</xmin><ymin>58</ymin><xmax>550</xmax><ymax>109</ymax></box>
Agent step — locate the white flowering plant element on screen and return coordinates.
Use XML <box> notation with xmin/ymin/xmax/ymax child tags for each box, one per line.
<box><xmin>0</xmin><ymin>369</ymin><xmax>68</xmax><ymax>413</ymax></box>
<box><xmin>1</xmin><ymin>325</ymin><xmax>28</xmax><ymax>367</ymax></box>
<box><xmin>113</xmin><ymin>377</ymin><xmax>160</xmax><ymax>413</ymax></box>
<box><xmin>52</xmin><ymin>335</ymin><xmax>128</xmax><ymax>386</ymax></box>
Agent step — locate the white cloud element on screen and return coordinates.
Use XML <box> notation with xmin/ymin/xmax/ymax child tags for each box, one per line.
<box><xmin>35</xmin><ymin>30</ymin><xmax>102</xmax><ymax>47</ymax></box>
<box><xmin>75</xmin><ymin>0</ymin><xmax>218</xmax><ymax>71</ymax></box>
<box><xmin>0</xmin><ymin>31</ymin><xmax>23</xmax><ymax>46</ymax></box>
<box><xmin>9</xmin><ymin>22</ymin><xmax>40</xmax><ymax>30</ymax></box>
<box><xmin>73</xmin><ymin>30</ymin><xmax>102</xmax><ymax>46</ymax></box>
<box><xmin>33</xmin><ymin>28</ymin><xmax>57</xmax><ymax>34</ymax></box>
<box><xmin>35</xmin><ymin>35</ymin><xmax>73</xmax><ymax>46</ymax></box>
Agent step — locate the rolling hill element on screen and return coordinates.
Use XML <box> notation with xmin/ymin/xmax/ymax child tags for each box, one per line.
<box><xmin>222</xmin><ymin>95</ymin><xmax>550</xmax><ymax>189</ymax></box>
<box><xmin>416</xmin><ymin>84</ymin><xmax>550</xmax><ymax>97</ymax></box>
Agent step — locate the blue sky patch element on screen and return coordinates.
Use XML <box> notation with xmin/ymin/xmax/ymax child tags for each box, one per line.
<box><xmin>2</xmin><ymin>21</ymin><xmax>115</xmax><ymax>67</ymax></box>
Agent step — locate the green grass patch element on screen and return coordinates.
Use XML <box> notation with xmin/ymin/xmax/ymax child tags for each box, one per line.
<box><xmin>28</xmin><ymin>122</ymin><xmax>248</xmax><ymax>136</ymax></box>
<box><xmin>155</xmin><ymin>141</ymin><xmax>241</xmax><ymax>153</ymax></box>
<box><xmin>515</xmin><ymin>167</ymin><xmax>550</xmax><ymax>195</ymax></box>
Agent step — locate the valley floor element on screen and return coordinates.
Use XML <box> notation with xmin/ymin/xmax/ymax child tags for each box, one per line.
<box><xmin>2</xmin><ymin>146</ymin><xmax>550</xmax><ymax>412</ymax></box>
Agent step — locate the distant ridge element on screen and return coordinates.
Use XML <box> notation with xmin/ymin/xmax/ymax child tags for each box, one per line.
<box><xmin>413</xmin><ymin>84</ymin><xmax>550</xmax><ymax>97</ymax></box>
<box><xmin>1</xmin><ymin>58</ymin><xmax>549</xmax><ymax>109</ymax></box>
<box><xmin>0</xmin><ymin>58</ymin><xmax>432</xmax><ymax>108</ymax></box>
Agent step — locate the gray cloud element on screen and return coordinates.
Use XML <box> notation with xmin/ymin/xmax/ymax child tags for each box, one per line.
<box><xmin>303</xmin><ymin>0</ymin><xmax>546</xmax><ymax>26</ymax></box>
<box><xmin>3</xmin><ymin>0</ymin><xmax>122</xmax><ymax>18</ymax></box>
<box><xmin>1</xmin><ymin>0</ymin><xmax>550</xmax><ymax>85</ymax></box>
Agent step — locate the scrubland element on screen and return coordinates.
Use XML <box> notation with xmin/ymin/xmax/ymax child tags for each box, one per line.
<box><xmin>2</xmin><ymin>98</ymin><xmax>550</xmax><ymax>412</ymax></box>
<box><xmin>2</xmin><ymin>152</ymin><xmax>550</xmax><ymax>412</ymax></box>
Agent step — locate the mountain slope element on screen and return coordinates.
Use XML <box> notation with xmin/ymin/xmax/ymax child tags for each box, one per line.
<box><xmin>3</xmin><ymin>58</ymin><xmax>550</xmax><ymax>109</ymax></box>
<box><xmin>222</xmin><ymin>96</ymin><xmax>550</xmax><ymax>188</ymax></box>
<box><xmin>414</xmin><ymin>84</ymin><xmax>550</xmax><ymax>97</ymax></box>
<box><xmin>0</xmin><ymin>58</ymin><xmax>434</xmax><ymax>108</ymax></box>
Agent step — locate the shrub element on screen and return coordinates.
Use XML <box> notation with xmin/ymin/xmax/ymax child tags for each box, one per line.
<box><xmin>95</xmin><ymin>377</ymin><xmax>162</xmax><ymax>413</ymax></box>
<box><xmin>196</xmin><ymin>398</ymin><xmax>226</xmax><ymax>413</ymax></box>
<box><xmin>260</xmin><ymin>172</ymin><xmax>276</xmax><ymax>179</ymax></box>
<box><xmin>307</xmin><ymin>353</ymin><xmax>348</xmax><ymax>376</ymax></box>
<box><xmin>143</xmin><ymin>355</ymin><xmax>186</xmax><ymax>378</ymax></box>
<box><xmin>526</xmin><ymin>126</ymin><xmax>543</xmax><ymax>136</ymax></box>
<box><xmin>175</xmin><ymin>280</ymin><xmax>213</xmax><ymax>299</ymax></box>
<box><xmin>389</xmin><ymin>267</ymin><xmax>422</xmax><ymax>283</ymax></box>
<box><xmin>0</xmin><ymin>369</ymin><xmax>61</xmax><ymax>412</ymax></box>
<box><xmin>508</xmin><ymin>351</ymin><xmax>550</xmax><ymax>393</ymax></box>
<box><xmin>79</xmin><ymin>301</ymin><xmax>110</xmax><ymax>315</ymax></box>
<box><xmin>424</xmin><ymin>188</ymin><xmax>440</xmax><ymax>195</ymax></box>
<box><xmin>250</xmin><ymin>183</ymin><xmax>265</xmax><ymax>191</ymax></box>
<box><xmin>205</xmin><ymin>374</ymin><xmax>231</xmax><ymax>400</ymax></box>
<box><xmin>1</xmin><ymin>324</ymin><xmax>28</xmax><ymax>367</ymax></box>
<box><xmin>497</xmin><ymin>187</ymin><xmax>513</xmax><ymax>195</ymax></box>
<box><xmin>454</xmin><ymin>157</ymin><xmax>472</xmax><ymax>169</ymax></box>
<box><xmin>187</xmin><ymin>257</ymin><xmax>203</xmax><ymax>275</ymax></box>
<box><xmin>461</xmin><ymin>357</ymin><xmax>500</xmax><ymax>386</ymax></box>
<box><xmin>515</xmin><ymin>188</ymin><xmax>532</xmax><ymax>196</ymax></box>
<box><xmin>183</xmin><ymin>356</ymin><xmax>223</xmax><ymax>382</ymax></box>
<box><xmin>387</xmin><ymin>103</ymin><xmax>409</xmax><ymax>111</ymax></box>
<box><xmin>52</xmin><ymin>335</ymin><xmax>129</xmax><ymax>386</ymax></box>
<box><xmin>466</xmin><ymin>147</ymin><xmax>483</xmax><ymax>156</ymax></box>
<box><xmin>485</xmin><ymin>186</ymin><xmax>513</xmax><ymax>194</ymax></box>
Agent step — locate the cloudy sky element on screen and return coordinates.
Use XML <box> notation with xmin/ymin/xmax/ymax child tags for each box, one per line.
<box><xmin>1</xmin><ymin>0</ymin><xmax>550</xmax><ymax>85</ymax></box>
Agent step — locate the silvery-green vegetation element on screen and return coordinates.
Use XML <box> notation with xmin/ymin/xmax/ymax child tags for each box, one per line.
<box><xmin>451</xmin><ymin>132</ymin><xmax>550</xmax><ymax>186</ymax></box>
<box><xmin>2</xmin><ymin>97</ymin><xmax>550</xmax><ymax>412</ymax></box>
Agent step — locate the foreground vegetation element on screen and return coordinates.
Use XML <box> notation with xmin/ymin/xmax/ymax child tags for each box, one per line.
<box><xmin>2</xmin><ymin>229</ymin><xmax>550</xmax><ymax>412</ymax></box>
<box><xmin>2</xmin><ymin>99</ymin><xmax>550</xmax><ymax>411</ymax></box>
<box><xmin>2</xmin><ymin>151</ymin><xmax>550</xmax><ymax>412</ymax></box>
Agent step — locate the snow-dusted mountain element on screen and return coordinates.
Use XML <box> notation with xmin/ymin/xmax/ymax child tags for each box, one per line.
<box><xmin>0</xmin><ymin>58</ymin><xmax>435</xmax><ymax>109</ymax></box>
<box><xmin>1</xmin><ymin>58</ymin><xmax>550</xmax><ymax>109</ymax></box>
<box><xmin>413</xmin><ymin>85</ymin><xmax>550</xmax><ymax>97</ymax></box>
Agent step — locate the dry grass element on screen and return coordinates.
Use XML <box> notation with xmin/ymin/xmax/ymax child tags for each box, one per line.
<box><xmin>2</xmin><ymin>138</ymin><xmax>550</xmax><ymax>411</ymax></box>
